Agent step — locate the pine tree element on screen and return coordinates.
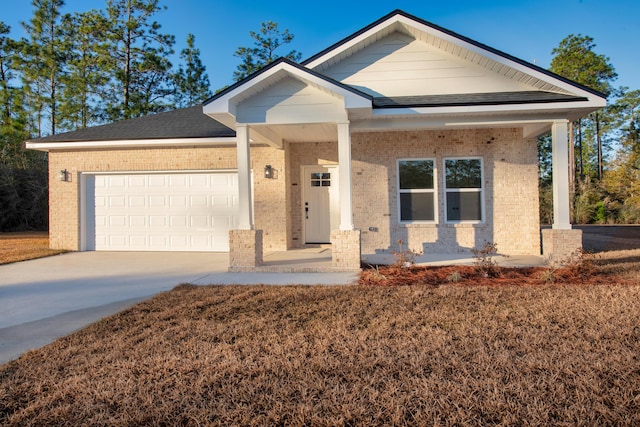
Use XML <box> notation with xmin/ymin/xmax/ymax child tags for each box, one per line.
<box><xmin>20</xmin><ymin>0</ymin><xmax>67</xmax><ymax>136</ymax></box>
<box><xmin>104</xmin><ymin>0</ymin><xmax>175</xmax><ymax>120</ymax></box>
<box><xmin>233</xmin><ymin>21</ymin><xmax>301</xmax><ymax>81</ymax></box>
<box><xmin>0</xmin><ymin>22</ymin><xmax>30</xmax><ymax>165</ymax></box>
<box><xmin>550</xmin><ymin>34</ymin><xmax>617</xmax><ymax>181</ymax></box>
<box><xmin>58</xmin><ymin>10</ymin><xmax>111</xmax><ymax>130</ymax></box>
<box><xmin>172</xmin><ymin>34</ymin><xmax>211</xmax><ymax>107</ymax></box>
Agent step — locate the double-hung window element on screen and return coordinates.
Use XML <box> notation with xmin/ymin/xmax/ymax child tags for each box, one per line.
<box><xmin>444</xmin><ymin>158</ymin><xmax>484</xmax><ymax>223</ymax></box>
<box><xmin>398</xmin><ymin>159</ymin><xmax>436</xmax><ymax>223</ymax></box>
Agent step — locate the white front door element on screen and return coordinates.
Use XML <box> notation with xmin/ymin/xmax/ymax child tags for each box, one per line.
<box><xmin>303</xmin><ymin>165</ymin><xmax>339</xmax><ymax>243</ymax></box>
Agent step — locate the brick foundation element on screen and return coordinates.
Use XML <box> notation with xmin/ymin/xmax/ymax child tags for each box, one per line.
<box><xmin>229</xmin><ymin>229</ymin><xmax>263</xmax><ymax>271</ymax></box>
<box><xmin>331</xmin><ymin>229</ymin><xmax>361</xmax><ymax>270</ymax></box>
<box><xmin>541</xmin><ymin>228</ymin><xmax>583</xmax><ymax>264</ymax></box>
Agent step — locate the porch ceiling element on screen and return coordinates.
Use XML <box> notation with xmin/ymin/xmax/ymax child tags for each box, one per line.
<box><xmin>253</xmin><ymin>122</ymin><xmax>338</xmax><ymax>144</ymax></box>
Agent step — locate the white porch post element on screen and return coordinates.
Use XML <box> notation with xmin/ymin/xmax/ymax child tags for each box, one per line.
<box><xmin>551</xmin><ymin>120</ymin><xmax>571</xmax><ymax>229</ymax></box>
<box><xmin>236</xmin><ymin>124</ymin><xmax>253</xmax><ymax>230</ymax></box>
<box><xmin>337</xmin><ymin>121</ymin><xmax>354</xmax><ymax>230</ymax></box>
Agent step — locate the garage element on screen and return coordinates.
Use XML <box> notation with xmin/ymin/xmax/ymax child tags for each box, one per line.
<box><xmin>83</xmin><ymin>171</ymin><xmax>239</xmax><ymax>251</ymax></box>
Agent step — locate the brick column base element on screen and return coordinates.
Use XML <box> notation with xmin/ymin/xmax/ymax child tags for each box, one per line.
<box><xmin>541</xmin><ymin>228</ymin><xmax>583</xmax><ymax>265</ymax></box>
<box><xmin>229</xmin><ymin>229</ymin><xmax>263</xmax><ymax>272</ymax></box>
<box><xmin>331</xmin><ymin>229</ymin><xmax>361</xmax><ymax>270</ymax></box>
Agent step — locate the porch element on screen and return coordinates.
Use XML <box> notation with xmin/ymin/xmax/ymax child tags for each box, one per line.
<box><xmin>232</xmin><ymin>247</ymin><xmax>547</xmax><ymax>273</ymax></box>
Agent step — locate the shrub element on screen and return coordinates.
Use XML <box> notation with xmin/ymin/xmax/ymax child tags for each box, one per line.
<box><xmin>391</xmin><ymin>239</ymin><xmax>423</xmax><ymax>268</ymax></box>
<box><xmin>471</xmin><ymin>242</ymin><xmax>500</xmax><ymax>277</ymax></box>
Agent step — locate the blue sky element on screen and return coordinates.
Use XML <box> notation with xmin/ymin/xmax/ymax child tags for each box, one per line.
<box><xmin>3</xmin><ymin>0</ymin><xmax>638</xmax><ymax>92</ymax></box>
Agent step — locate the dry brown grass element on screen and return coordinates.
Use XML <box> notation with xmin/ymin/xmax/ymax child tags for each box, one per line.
<box><xmin>0</xmin><ymin>232</ymin><xmax>66</xmax><ymax>265</ymax></box>
<box><xmin>2</xmin><ymin>259</ymin><xmax>640</xmax><ymax>425</ymax></box>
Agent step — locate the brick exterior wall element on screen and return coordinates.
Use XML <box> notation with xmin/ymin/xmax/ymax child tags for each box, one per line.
<box><xmin>541</xmin><ymin>228</ymin><xmax>583</xmax><ymax>264</ymax></box>
<box><xmin>350</xmin><ymin>128</ymin><xmax>540</xmax><ymax>257</ymax></box>
<box><xmin>228</xmin><ymin>229</ymin><xmax>263</xmax><ymax>270</ymax></box>
<box><xmin>331</xmin><ymin>229</ymin><xmax>361</xmax><ymax>270</ymax></box>
<box><xmin>48</xmin><ymin>126</ymin><xmax>540</xmax><ymax>261</ymax></box>
<box><xmin>48</xmin><ymin>145</ymin><xmax>287</xmax><ymax>251</ymax></box>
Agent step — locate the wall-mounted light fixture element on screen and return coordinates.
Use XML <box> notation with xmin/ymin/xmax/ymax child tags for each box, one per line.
<box><xmin>264</xmin><ymin>165</ymin><xmax>274</xmax><ymax>179</ymax></box>
<box><xmin>59</xmin><ymin>169</ymin><xmax>69</xmax><ymax>182</ymax></box>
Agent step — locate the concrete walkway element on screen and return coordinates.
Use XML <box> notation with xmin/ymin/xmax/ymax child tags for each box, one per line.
<box><xmin>0</xmin><ymin>252</ymin><xmax>358</xmax><ymax>364</ymax></box>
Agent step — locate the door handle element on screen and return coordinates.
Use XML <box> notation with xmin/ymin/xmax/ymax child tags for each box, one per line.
<box><xmin>305</xmin><ymin>207</ymin><xmax>309</xmax><ymax>219</ymax></box>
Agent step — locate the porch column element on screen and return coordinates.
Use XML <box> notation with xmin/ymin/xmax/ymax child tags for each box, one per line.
<box><xmin>236</xmin><ymin>124</ymin><xmax>253</xmax><ymax>230</ymax></box>
<box><xmin>332</xmin><ymin>121</ymin><xmax>360</xmax><ymax>270</ymax></box>
<box><xmin>542</xmin><ymin>119</ymin><xmax>582</xmax><ymax>264</ymax></box>
<box><xmin>337</xmin><ymin>121</ymin><xmax>354</xmax><ymax>230</ymax></box>
<box><xmin>229</xmin><ymin>124</ymin><xmax>262</xmax><ymax>270</ymax></box>
<box><xmin>551</xmin><ymin>120</ymin><xmax>571</xmax><ymax>229</ymax></box>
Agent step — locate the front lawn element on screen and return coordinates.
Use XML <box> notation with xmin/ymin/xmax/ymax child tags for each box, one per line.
<box><xmin>0</xmin><ymin>232</ymin><xmax>66</xmax><ymax>265</ymax></box>
<box><xmin>2</xmin><ymin>252</ymin><xmax>640</xmax><ymax>425</ymax></box>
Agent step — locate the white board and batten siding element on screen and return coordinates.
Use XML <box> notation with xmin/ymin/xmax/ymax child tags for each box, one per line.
<box><xmin>236</xmin><ymin>78</ymin><xmax>348</xmax><ymax>124</ymax></box>
<box><xmin>84</xmin><ymin>171</ymin><xmax>239</xmax><ymax>252</ymax></box>
<box><xmin>322</xmin><ymin>32</ymin><xmax>535</xmax><ymax>98</ymax></box>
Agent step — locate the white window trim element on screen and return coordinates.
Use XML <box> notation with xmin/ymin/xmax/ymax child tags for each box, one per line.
<box><xmin>397</xmin><ymin>158</ymin><xmax>438</xmax><ymax>224</ymax></box>
<box><xmin>443</xmin><ymin>156</ymin><xmax>485</xmax><ymax>224</ymax></box>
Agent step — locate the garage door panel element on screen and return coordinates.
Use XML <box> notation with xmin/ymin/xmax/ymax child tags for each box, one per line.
<box><xmin>129</xmin><ymin>196</ymin><xmax>146</xmax><ymax>208</ymax></box>
<box><xmin>130</xmin><ymin>216</ymin><xmax>146</xmax><ymax>227</ymax></box>
<box><xmin>92</xmin><ymin>172</ymin><xmax>239</xmax><ymax>251</ymax></box>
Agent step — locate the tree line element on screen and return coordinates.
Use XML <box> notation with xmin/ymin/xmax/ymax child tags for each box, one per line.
<box><xmin>539</xmin><ymin>35</ymin><xmax>640</xmax><ymax>225</ymax></box>
<box><xmin>0</xmin><ymin>0</ymin><xmax>298</xmax><ymax>231</ymax></box>
<box><xmin>0</xmin><ymin>0</ymin><xmax>637</xmax><ymax>231</ymax></box>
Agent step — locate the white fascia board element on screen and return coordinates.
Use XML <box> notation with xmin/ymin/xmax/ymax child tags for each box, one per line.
<box><xmin>26</xmin><ymin>137</ymin><xmax>237</xmax><ymax>152</ymax></box>
<box><xmin>304</xmin><ymin>18</ymin><xmax>399</xmax><ymax>69</ymax></box>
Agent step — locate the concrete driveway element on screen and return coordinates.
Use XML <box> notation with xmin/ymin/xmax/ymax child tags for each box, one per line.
<box><xmin>0</xmin><ymin>252</ymin><xmax>358</xmax><ymax>364</ymax></box>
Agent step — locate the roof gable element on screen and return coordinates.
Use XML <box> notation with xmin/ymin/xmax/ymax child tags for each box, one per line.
<box><xmin>203</xmin><ymin>58</ymin><xmax>372</xmax><ymax>128</ymax></box>
<box><xmin>320</xmin><ymin>31</ymin><xmax>541</xmax><ymax>98</ymax></box>
<box><xmin>304</xmin><ymin>10</ymin><xmax>606</xmax><ymax>102</ymax></box>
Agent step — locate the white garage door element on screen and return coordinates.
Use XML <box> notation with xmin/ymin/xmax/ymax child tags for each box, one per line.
<box><xmin>88</xmin><ymin>172</ymin><xmax>238</xmax><ymax>251</ymax></box>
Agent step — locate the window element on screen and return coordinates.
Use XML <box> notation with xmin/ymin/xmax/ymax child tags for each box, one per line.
<box><xmin>444</xmin><ymin>158</ymin><xmax>483</xmax><ymax>222</ymax></box>
<box><xmin>398</xmin><ymin>159</ymin><xmax>435</xmax><ymax>222</ymax></box>
<box><xmin>310</xmin><ymin>172</ymin><xmax>331</xmax><ymax>187</ymax></box>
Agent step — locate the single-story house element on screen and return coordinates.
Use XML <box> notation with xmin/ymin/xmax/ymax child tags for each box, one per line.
<box><xmin>27</xmin><ymin>10</ymin><xmax>605</xmax><ymax>271</ymax></box>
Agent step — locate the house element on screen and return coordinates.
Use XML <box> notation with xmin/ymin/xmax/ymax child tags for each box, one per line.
<box><xmin>27</xmin><ymin>10</ymin><xmax>606</xmax><ymax>271</ymax></box>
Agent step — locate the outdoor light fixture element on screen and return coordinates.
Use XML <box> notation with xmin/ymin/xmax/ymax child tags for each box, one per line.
<box><xmin>59</xmin><ymin>169</ymin><xmax>69</xmax><ymax>182</ymax></box>
<box><xmin>264</xmin><ymin>164</ymin><xmax>274</xmax><ymax>179</ymax></box>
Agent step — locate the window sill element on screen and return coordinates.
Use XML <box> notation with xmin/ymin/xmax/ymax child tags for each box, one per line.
<box><xmin>443</xmin><ymin>222</ymin><xmax>486</xmax><ymax>228</ymax></box>
<box><xmin>398</xmin><ymin>222</ymin><xmax>437</xmax><ymax>228</ymax></box>
<box><xmin>397</xmin><ymin>222</ymin><xmax>486</xmax><ymax>228</ymax></box>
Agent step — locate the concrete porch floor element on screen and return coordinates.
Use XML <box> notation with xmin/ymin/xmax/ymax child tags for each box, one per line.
<box><xmin>255</xmin><ymin>248</ymin><xmax>547</xmax><ymax>272</ymax></box>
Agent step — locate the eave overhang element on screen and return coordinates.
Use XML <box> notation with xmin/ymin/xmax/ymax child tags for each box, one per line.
<box><xmin>25</xmin><ymin>137</ymin><xmax>237</xmax><ymax>152</ymax></box>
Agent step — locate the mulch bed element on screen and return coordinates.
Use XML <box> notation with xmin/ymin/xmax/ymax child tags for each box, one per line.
<box><xmin>359</xmin><ymin>262</ymin><xmax>611</xmax><ymax>287</ymax></box>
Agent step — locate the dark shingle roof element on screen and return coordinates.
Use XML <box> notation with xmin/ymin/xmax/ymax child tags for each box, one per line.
<box><xmin>373</xmin><ymin>91</ymin><xmax>589</xmax><ymax>109</ymax></box>
<box><xmin>30</xmin><ymin>105</ymin><xmax>235</xmax><ymax>143</ymax></box>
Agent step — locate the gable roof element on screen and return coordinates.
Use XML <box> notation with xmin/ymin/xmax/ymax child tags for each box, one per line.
<box><xmin>28</xmin><ymin>9</ymin><xmax>606</xmax><ymax>149</ymax></box>
<box><xmin>203</xmin><ymin>57</ymin><xmax>373</xmax><ymax>128</ymax></box>
<box><xmin>28</xmin><ymin>105</ymin><xmax>235</xmax><ymax>143</ymax></box>
<box><xmin>203</xmin><ymin>57</ymin><xmax>372</xmax><ymax>107</ymax></box>
<box><xmin>303</xmin><ymin>9</ymin><xmax>606</xmax><ymax>100</ymax></box>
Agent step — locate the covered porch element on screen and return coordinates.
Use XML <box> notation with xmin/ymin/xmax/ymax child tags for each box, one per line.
<box><xmin>245</xmin><ymin>247</ymin><xmax>547</xmax><ymax>273</ymax></box>
<box><xmin>203</xmin><ymin>60</ymin><xmax>589</xmax><ymax>273</ymax></box>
